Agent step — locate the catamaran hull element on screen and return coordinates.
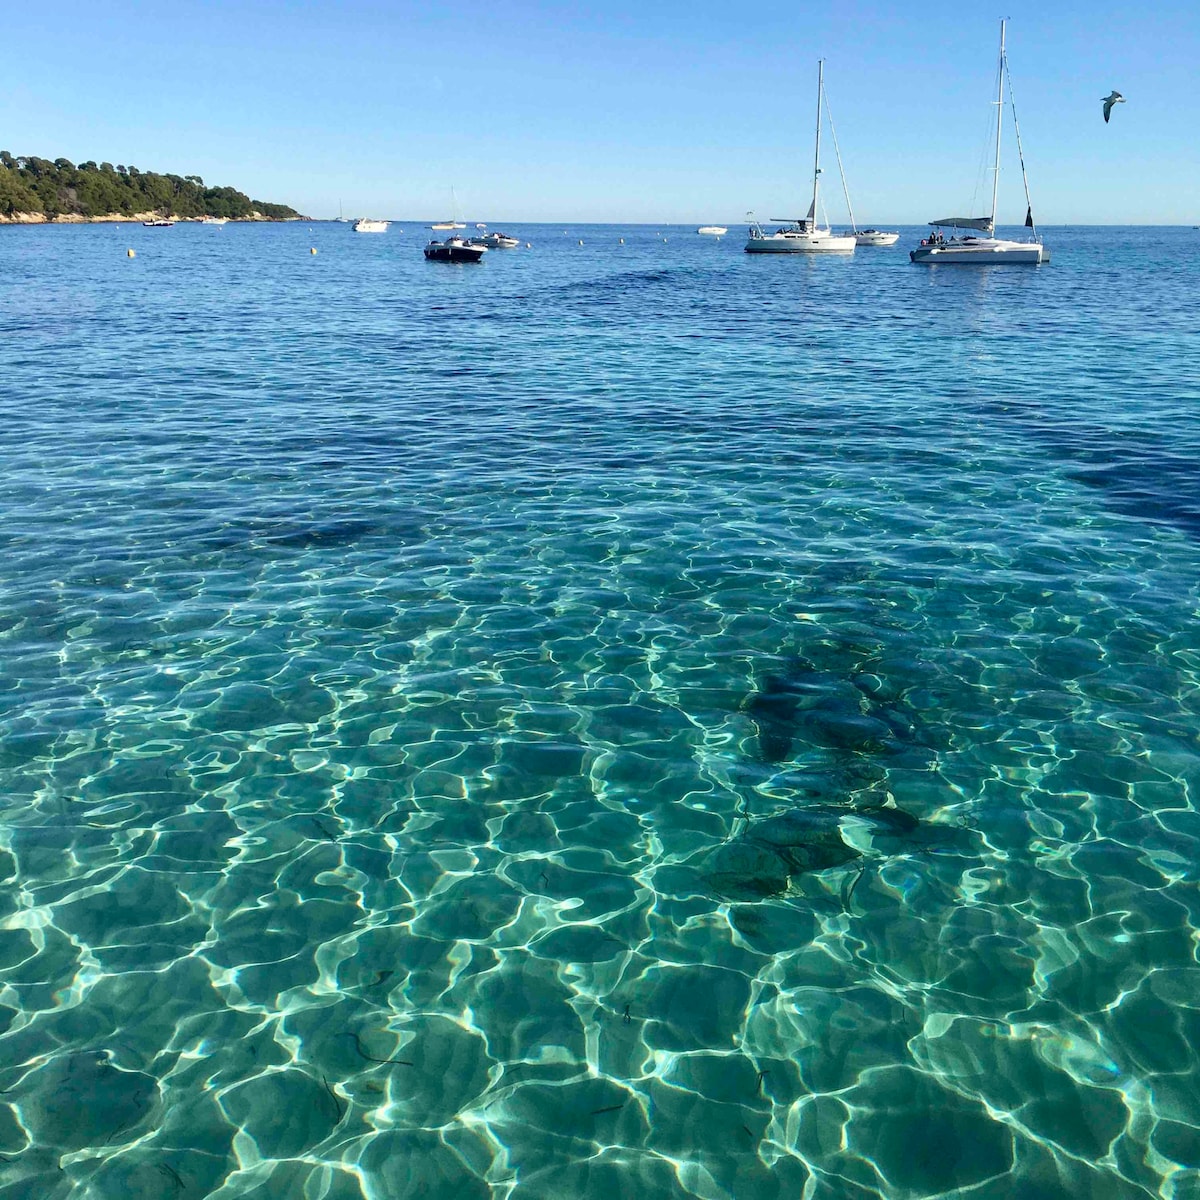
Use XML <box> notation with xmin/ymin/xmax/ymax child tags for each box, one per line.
<box><xmin>745</xmin><ymin>232</ymin><xmax>856</xmax><ymax>254</ymax></box>
<box><xmin>910</xmin><ymin>240</ymin><xmax>1048</xmax><ymax>264</ymax></box>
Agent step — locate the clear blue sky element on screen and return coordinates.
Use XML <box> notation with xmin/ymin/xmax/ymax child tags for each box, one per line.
<box><xmin>3</xmin><ymin>1</ymin><xmax>1197</xmax><ymax>223</ymax></box>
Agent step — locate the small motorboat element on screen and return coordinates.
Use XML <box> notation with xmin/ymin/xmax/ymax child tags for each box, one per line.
<box><xmin>424</xmin><ymin>236</ymin><xmax>487</xmax><ymax>263</ymax></box>
<box><xmin>142</xmin><ymin>218</ymin><xmax>174</xmax><ymax>227</ymax></box>
<box><xmin>353</xmin><ymin>218</ymin><xmax>389</xmax><ymax>233</ymax></box>
<box><xmin>853</xmin><ymin>229</ymin><xmax>900</xmax><ymax>246</ymax></box>
<box><xmin>200</xmin><ymin>216</ymin><xmax>228</xmax><ymax>226</ymax></box>
<box><xmin>697</xmin><ymin>226</ymin><xmax>727</xmax><ymax>235</ymax></box>
<box><xmin>473</xmin><ymin>231</ymin><xmax>520</xmax><ymax>248</ymax></box>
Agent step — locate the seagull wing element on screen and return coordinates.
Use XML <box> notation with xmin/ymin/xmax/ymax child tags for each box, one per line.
<box><xmin>1103</xmin><ymin>97</ymin><xmax>1113</xmax><ymax>122</ymax></box>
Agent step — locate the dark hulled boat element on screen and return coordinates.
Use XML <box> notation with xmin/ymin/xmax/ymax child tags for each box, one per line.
<box><xmin>423</xmin><ymin>236</ymin><xmax>486</xmax><ymax>263</ymax></box>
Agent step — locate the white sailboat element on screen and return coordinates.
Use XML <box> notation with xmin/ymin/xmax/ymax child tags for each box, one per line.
<box><xmin>910</xmin><ymin>20</ymin><xmax>1048</xmax><ymax>265</ymax></box>
<box><xmin>746</xmin><ymin>60</ymin><xmax>856</xmax><ymax>254</ymax></box>
<box><xmin>431</xmin><ymin>187</ymin><xmax>467</xmax><ymax>231</ymax></box>
<box><xmin>821</xmin><ymin>82</ymin><xmax>898</xmax><ymax>246</ymax></box>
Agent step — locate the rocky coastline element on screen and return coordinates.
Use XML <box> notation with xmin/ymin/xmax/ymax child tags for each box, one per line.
<box><xmin>0</xmin><ymin>210</ymin><xmax>302</xmax><ymax>225</ymax></box>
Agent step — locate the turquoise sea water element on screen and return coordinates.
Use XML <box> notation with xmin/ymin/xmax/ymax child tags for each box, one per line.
<box><xmin>1</xmin><ymin>221</ymin><xmax>1199</xmax><ymax>1199</ymax></box>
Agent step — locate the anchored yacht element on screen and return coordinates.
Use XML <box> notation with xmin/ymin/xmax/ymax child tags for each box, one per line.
<box><xmin>910</xmin><ymin>20</ymin><xmax>1048</xmax><ymax>265</ymax></box>
<box><xmin>746</xmin><ymin>61</ymin><xmax>855</xmax><ymax>254</ymax></box>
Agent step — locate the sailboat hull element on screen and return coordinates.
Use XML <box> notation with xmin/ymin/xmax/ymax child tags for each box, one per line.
<box><xmin>745</xmin><ymin>230</ymin><xmax>856</xmax><ymax>253</ymax></box>
<box><xmin>909</xmin><ymin>237</ymin><xmax>1048</xmax><ymax>265</ymax></box>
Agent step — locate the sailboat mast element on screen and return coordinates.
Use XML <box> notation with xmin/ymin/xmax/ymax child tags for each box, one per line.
<box><xmin>1004</xmin><ymin>45</ymin><xmax>1037</xmax><ymax>235</ymax></box>
<box><xmin>990</xmin><ymin>19</ymin><xmax>1005</xmax><ymax>234</ymax></box>
<box><xmin>813</xmin><ymin>59</ymin><xmax>824</xmax><ymax>227</ymax></box>
<box><xmin>822</xmin><ymin>79</ymin><xmax>857</xmax><ymax>233</ymax></box>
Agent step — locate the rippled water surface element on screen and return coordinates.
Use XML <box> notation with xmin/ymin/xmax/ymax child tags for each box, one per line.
<box><xmin>2</xmin><ymin>222</ymin><xmax>1199</xmax><ymax>1198</ymax></box>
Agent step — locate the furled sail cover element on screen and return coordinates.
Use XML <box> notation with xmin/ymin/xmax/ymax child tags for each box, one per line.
<box><xmin>1025</xmin><ymin>206</ymin><xmax>1034</xmax><ymax>228</ymax></box>
<box><xmin>929</xmin><ymin>216</ymin><xmax>994</xmax><ymax>232</ymax></box>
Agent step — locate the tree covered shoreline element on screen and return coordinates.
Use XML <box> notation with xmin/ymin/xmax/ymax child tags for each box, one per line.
<box><xmin>0</xmin><ymin>153</ymin><xmax>302</xmax><ymax>221</ymax></box>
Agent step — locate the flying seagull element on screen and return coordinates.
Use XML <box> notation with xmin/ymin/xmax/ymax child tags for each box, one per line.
<box><xmin>1102</xmin><ymin>91</ymin><xmax>1125</xmax><ymax>123</ymax></box>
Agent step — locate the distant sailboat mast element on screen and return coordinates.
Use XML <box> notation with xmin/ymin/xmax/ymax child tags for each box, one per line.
<box><xmin>822</xmin><ymin>78</ymin><xmax>857</xmax><ymax>234</ymax></box>
<box><xmin>811</xmin><ymin>58</ymin><xmax>825</xmax><ymax>230</ymax></box>
<box><xmin>989</xmin><ymin>21</ymin><xmax>1005</xmax><ymax>235</ymax></box>
<box><xmin>1003</xmin><ymin>31</ymin><xmax>1037</xmax><ymax>233</ymax></box>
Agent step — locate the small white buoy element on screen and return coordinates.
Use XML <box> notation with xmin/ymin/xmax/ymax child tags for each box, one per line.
<box><xmin>525</xmin><ymin>242</ymin><xmax>532</xmax><ymax>248</ymax></box>
<box><xmin>619</xmin><ymin>238</ymin><xmax>624</xmax><ymax>244</ymax></box>
<box><xmin>578</xmin><ymin>239</ymin><xmax>584</xmax><ymax>246</ymax></box>
<box><xmin>126</xmin><ymin>248</ymin><xmax>136</xmax><ymax>258</ymax></box>
<box><xmin>310</xmin><ymin>247</ymin><xmax>318</xmax><ymax>255</ymax></box>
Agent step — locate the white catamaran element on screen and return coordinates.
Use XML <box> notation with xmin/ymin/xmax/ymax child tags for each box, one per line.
<box><xmin>746</xmin><ymin>60</ymin><xmax>856</xmax><ymax>254</ymax></box>
<box><xmin>910</xmin><ymin>19</ymin><xmax>1048</xmax><ymax>265</ymax></box>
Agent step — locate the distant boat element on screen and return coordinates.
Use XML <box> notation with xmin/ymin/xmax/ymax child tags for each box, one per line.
<box><xmin>353</xmin><ymin>218</ymin><xmax>389</xmax><ymax>233</ymax></box>
<box><xmin>820</xmin><ymin>78</ymin><xmax>898</xmax><ymax>247</ymax></box>
<box><xmin>142</xmin><ymin>218</ymin><xmax>174</xmax><ymax>227</ymax></box>
<box><xmin>910</xmin><ymin>20</ymin><xmax>1048</xmax><ymax>265</ymax></box>
<box><xmin>200</xmin><ymin>216</ymin><xmax>228</xmax><ymax>226</ymax></box>
<box><xmin>432</xmin><ymin>186</ymin><xmax>466</xmax><ymax>230</ymax></box>
<box><xmin>853</xmin><ymin>230</ymin><xmax>900</xmax><ymax>246</ymax></box>
<box><xmin>697</xmin><ymin>226</ymin><xmax>727</xmax><ymax>236</ymax></box>
<box><xmin>745</xmin><ymin>61</ymin><xmax>856</xmax><ymax>254</ymax></box>
<box><xmin>473</xmin><ymin>231</ymin><xmax>520</xmax><ymax>248</ymax></box>
<box><xmin>424</xmin><ymin>235</ymin><xmax>486</xmax><ymax>263</ymax></box>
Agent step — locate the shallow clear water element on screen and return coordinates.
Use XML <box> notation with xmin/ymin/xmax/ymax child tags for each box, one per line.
<box><xmin>1</xmin><ymin>221</ymin><xmax>1199</xmax><ymax>1198</ymax></box>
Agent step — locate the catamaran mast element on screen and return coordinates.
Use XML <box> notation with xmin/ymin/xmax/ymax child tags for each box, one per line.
<box><xmin>990</xmin><ymin>20</ymin><xmax>1005</xmax><ymax>234</ymax></box>
<box><xmin>813</xmin><ymin>59</ymin><xmax>824</xmax><ymax>228</ymax></box>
